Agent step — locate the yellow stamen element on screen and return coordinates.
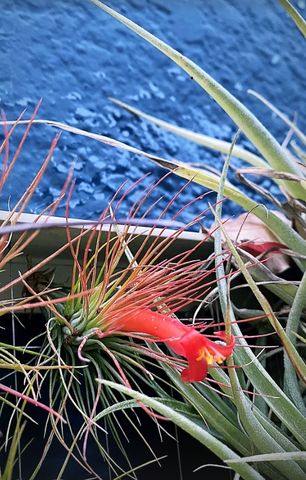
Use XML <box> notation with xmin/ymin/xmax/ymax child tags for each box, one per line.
<box><xmin>196</xmin><ymin>350</ymin><xmax>205</xmax><ymax>361</ymax></box>
<box><xmin>206</xmin><ymin>352</ymin><xmax>214</xmax><ymax>365</ymax></box>
<box><xmin>196</xmin><ymin>349</ymin><xmax>217</xmax><ymax>365</ymax></box>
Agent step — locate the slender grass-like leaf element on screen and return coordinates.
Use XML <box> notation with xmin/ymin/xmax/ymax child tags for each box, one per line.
<box><xmin>109</xmin><ymin>97</ymin><xmax>270</xmax><ymax>169</ymax></box>
<box><xmin>214</xmin><ymin>212</ymin><xmax>306</xmax><ymax>383</ymax></box>
<box><xmin>235</xmin><ymin>251</ymin><xmax>298</xmax><ymax>305</ymax></box>
<box><xmin>211</xmin><ymin>211</ymin><xmax>306</xmax><ymax>446</ymax></box>
<box><xmin>253</xmin><ymin>407</ymin><xmax>306</xmax><ymax>467</ymax></box>
<box><xmin>112</xmin><ymin>455</ymin><xmax>168</xmax><ymax>480</ymax></box>
<box><xmin>214</xmin><ymin>128</ymin><xmax>240</xmax><ymax>318</ymax></box>
<box><xmin>206</xmin><ymin>151</ymin><xmax>306</xmax><ymax>450</ymax></box>
<box><xmin>153</xmin><ymin>356</ymin><xmax>251</xmax><ymax>456</ymax></box>
<box><xmin>221</xmin><ymin>317</ymin><xmax>306</xmax><ymax>449</ymax></box>
<box><xmin>97</xmin><ymin>379</ymin><xmax>265</xmax><ymax>480</ymax></box>
<box><xmin>248</xmin><ymin>90</ymin><xmax>306</xmax><ymax>147</ymax></box>
<box><xmin>2</xmin><ymin>422</ymin><xmax>26</xmax><ymax>480</ymax></box>
<box><xmin>283</xmin><ymin>268</ymin><xmax>306</xmax><ymax>414</ymax></box>
<box><xmin>276</xmin><ymin>0</ymin><xmax>306</xmax><ymax>39</ymax></box>
<box><xmin>227</xmin><ymin>451</ymin><xmax>306</xmax><ymax>464</ymax></box>
<box><xmin>211</xmin><ymin>133</ymin><xmax>301</xmax><ymax>480</ymax></box>
<box><xmin>5</xmin><ymin>116</ymin><xmax>306</xmax><ymax>258</ymax></box>
<box><xmin>227</xmin><ymin>356</ymin><xmax>306</xmax><ymax>480</ymax></box>
<box><xmin>0</xmin><ymin>117</ymin><xmax>199</xmax><ymax>181</ymax></box>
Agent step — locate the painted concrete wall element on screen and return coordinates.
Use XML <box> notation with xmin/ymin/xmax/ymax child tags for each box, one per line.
<box><xmin>1</xmin><ymin>0</ymin><xmax>305</xmax><ymax>225</ymax></box>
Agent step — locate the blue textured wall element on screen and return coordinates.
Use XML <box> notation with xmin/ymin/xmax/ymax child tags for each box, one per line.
<box><xmin>1</xmin><ymin>0</ymin><xmax>306</xmax><ymax>225</ymax></box>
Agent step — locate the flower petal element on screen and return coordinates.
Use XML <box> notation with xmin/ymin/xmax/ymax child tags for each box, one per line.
<box><xmin>212</xmin><ymin>331</ymin><xmax>235</xmax><ymax>359</ymax></box>
<box><xmin>181</xmin><ymin>356</ymin><xmax>208</xmax><ymax>383</ymax></box>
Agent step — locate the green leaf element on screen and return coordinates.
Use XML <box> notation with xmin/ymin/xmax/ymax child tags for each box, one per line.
<box><xmin>109</xmin><ymin>97</ymin><xmax>269</xmax><ymax>169</ymax></box>
<box><xmin>227</xmin><ymin>356</ymin><xmax>306</xmax><ymax>480</ymax></box>
<box><xmin>276</xmin><ymin>0</ymin><xmax>306</xmax><ymax>39</ymax></box>
<box><xmin>211</xmin><ymin>210</ymin><xmax>306</xmax><ymax>449</ymax></box>
<box><xmin>2</xmin><ymin>422</ymin><xmax>26</xmax><ymax>480</ymax></box>
<box><xmin>97</xmin><ymin>379</ymin><xmax>266</xmax><ymax>480</ymax></box>
<box><xmin>210</xmin><ymin>137</ymin><xmax>305</xmax><ymax>479</ymax></box>
<box><xmin>254</xmin><ymin>407</ymin><xmax>306</xmax><ymax>470</ymax></box>
<box><xmin>284</xmin><ymin>268</ymin><xmax>306</xmax><ymax>414</ymax></box>
<box><xmin>235</xmin><ymin>251</ymin><xmax>298</xmax><ymax>305</ymax></box>
<box><xmin>227</xmin><ymin>451</ymin><xmax>306</xmax><ymax>464</ymax></box>
<box><xmin>153</xmin><ymin>350</ymin><xmax>252</xmax><ymax>456</ymax></box>
<box><xmin>215</xmin><ymin>212</ymin><xmax>306</xmax><ymax>386</ymax></box>
<box><xmin>248</xmin><ymin>90</ymin><xmax>306</xmax><ymax>147</ymax></box>
<box><xmin>9</xmin><ymin>85</ymin><xmax>306</xmax><ymax>258</ymax></box>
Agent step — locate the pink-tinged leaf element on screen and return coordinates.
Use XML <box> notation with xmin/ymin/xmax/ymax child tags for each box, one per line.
<box><xmin>0</xmin><ymin>383</ymin><xmax>66</xmax><ymax>423</ymax></box>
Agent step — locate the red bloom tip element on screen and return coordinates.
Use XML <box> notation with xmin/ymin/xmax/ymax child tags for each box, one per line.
<box><xmin>118</xmin><ymin>309</ymin><xmax>235</xmax><ymax>383</ymax></box>
<box><xmin>239</xmin><ymin>241</ymin><xmax>288</xmax><ymax>257</ymax></box>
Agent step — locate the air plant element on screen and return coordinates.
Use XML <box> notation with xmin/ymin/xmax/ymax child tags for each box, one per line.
<box><xmin>0</xmin><ymin>102</ymin><xmax>238</xmax><ymax>478</ymax></box>
<box><xmin>1</xmin><ymin>103</ymin><xmax>237</xmax><ymax>478</ymax></box>
<box><xmin>15</xmin><ymin>173</ymin><xmax>238</xmax><ymax>479</ymax></box>
<box><xmin>2</xmin><ymin>1</ymin><xmax>306</xmax><ymax>477</ymax></box>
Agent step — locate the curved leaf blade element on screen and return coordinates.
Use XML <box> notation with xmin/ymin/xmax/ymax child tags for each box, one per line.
<box><xmin>89</xmin><ymin>0</ymin><xmax>306</xmax><ymax>202</ymax></box>
<box><xmin>97</xmin><ymin>379</ymin><xmax>265</xmax><ymax>480</ymax></box>
<box><xmin>110</xmin><ymin>97</ymin><xmax>269</xmax><ymax>169</ymax></box>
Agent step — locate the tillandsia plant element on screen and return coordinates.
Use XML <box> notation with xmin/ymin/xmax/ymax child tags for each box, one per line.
<box><xmin>0</xmin><ymin>107</ymin><xmax>180</xmax><ymax>478</ymax></box>
<box><xmin>2</xmin><ymin>1</ymin><xmax>306</xmax><ymax>478</ymax></box>
<box><xmin>0</xmin><ymin>107</ymin><xmax>238</xmax><ymax>478</ymax></box>
<box><xmin>18</xmin><ymin>177</ymin><xmax>239</xmax><ymax>479</ymax></box>
<box><xmin>51</xmin><ymin>0</ymin><xmax>306</xmax><ymax>479</ymax></box>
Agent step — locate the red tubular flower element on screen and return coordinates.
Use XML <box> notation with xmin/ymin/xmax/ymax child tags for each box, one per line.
<box><xmin>119</xmin><ymin>309</ymin><xmax>235</xmax><ymax>383</ymax></box>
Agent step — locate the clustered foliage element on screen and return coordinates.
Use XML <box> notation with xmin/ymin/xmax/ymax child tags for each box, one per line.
<box><xmin>1</xmin><ymin>1</ymin><xmax>306</xmax><ymax>479</ymax></box>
